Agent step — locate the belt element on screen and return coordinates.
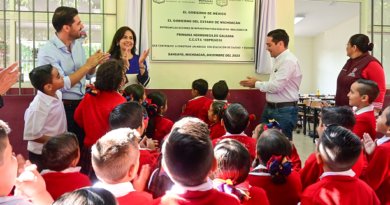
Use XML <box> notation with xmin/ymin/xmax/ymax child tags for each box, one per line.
<box><xmin>62</xmin><ymin>100</ymin><xmax>82</xmax><ymax>105</ymax></box>
<box><xmin>267</xmin><ymin>101</ymin><xmax>297</xmax><ymax>108</ymax></box>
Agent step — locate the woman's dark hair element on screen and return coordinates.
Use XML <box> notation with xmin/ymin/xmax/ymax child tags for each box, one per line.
<box><xmin>53</xmin><ymin>187</ymin><xmax>118</xmax><ymax>205</ymax></box>
<box><xmin>52</xmin><ymin>6</ymin><xmax>78</xmax><ymax>33</ymax></box>
<box><xmin>94</xmin><ymin>59</ymin><xmax>124</xmax><ymax>91</ymax></box>
<box><xmin>124</xmin><ymin>84</ymin><xmax>145</xmax><ymax>102</ymax></box>
<box><xmin>214</xmin><ymin>139</ymin><xmax>251</xmax><ymax>185</ymax></box>
<box><xmin>145</xmin><ymin>91</ymin><xmax>167</xmax><ymax>139</ymax></box>
<box><xmin>222</xmin><ymin>102</ymin><xmax>249</xmax><ymax>134</ymax></box>
<box><xmin>108</xmin><ymin>26</ymin><xmax>137</xmax><ymax>60</ymax></box>
<box><xmin>349</xmin><ymin>34</ymin><xmax>374</xmax><ymax>53</ymax></box>
<box><xmin>210</xmin><ymin>101</ymin><xmax>226</xmax><ymax>121</ymax></box>
<box><xmin>29</xmin><ymin>64</ymin><xmax>53</xmax><ymax>93</ymax></box>
<box><xmin>257</xmin><ymin>129</ymin><xmax>292</xmax><ymax>185</ymax></box>
<box><xmin>148</xmin><ymin>154</ymin><xmax>174</xmax><ymax>199</ymax></box>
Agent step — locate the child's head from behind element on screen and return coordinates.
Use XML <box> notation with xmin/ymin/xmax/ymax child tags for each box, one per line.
<box><xmin>257</xmin><ymin>129</ymin><xmax>292</xmax><ymax>184</ymax></box>
<box><xmin>192</xmin><ymin>79</ymin><xmax>208</xmax><ymax>97</ymax></box>
<box><xmin>53</xmin><ymin>187</ymin><xmax>118</xmax><ymax>205</ymax></box>
<box><xmin>318</xmin><ymin>106</ymin><xmax>356</xmax><ymax>136</ymax></box>
<box><xmin>95</xmin><ymin>59</ymin><xmax>125</xmax><ymax>91</ymax></box>
<box><xmin>214</xmin><ymin>139</ymin><xmax>250</xmax><ymax>185</ymax></box>
<box><xmin>29</xmin><ymin>64</ymin><xmax>64</xmax><ymax>94</ymax></box>
<box><xmin>317</xmin><ymin>125</ymin><xmax>362</xmax><ymax>172</ymax></box>
<box><xmin>212</xmin><ymin>80</ymin><xmax>229</xmax><ymax>100</ymax></box>
<box><xmin>222</xmin><ymin>103</ymin><xmax>249</xmax><ymax>134</ymax></box>
<box><xmin>376</xmin><ymin>105</ymin><xmax>390</xmax><ymax>135</ymax></box>
<box><xmin>42</xmin><ymin>132</ymin><xmax>80</xmax><ymax>171</ymax></box>
<box><xmin>163</xmin><ymin>117</ymin><xmax>215</xmax><ymax>186</ymax></box>
<box><xmin>348</xmin><ymin>79</ymin><xmax>379</xmax><ymax>107</ymax></box>
<box><xmin>92</xmin><ymin>128</ymin><xmax>140</xmax><ymax>184</ymax></box>
<box><xmin>147</xmin><ymin>91</ymin><xmax>168</xmax><ymax>115</ymax></box>
<box><xmin>0</xmin><ymin>120</ymin><xmax>16</xmax><ymax>196</ymax></box>
<box><xmin>208</xmin><ymin>101</ymin><xmax>226</xmax><ymax>123</ymax></box>
<box><xmin>110</xmin><ymin>102</ymin><xmax>144</xmax><ymax>133</ymax></box>
<box><xmin>124</xmin><ymin>84</ymin><xmax>145</xmax><ymax>103</ymax></box>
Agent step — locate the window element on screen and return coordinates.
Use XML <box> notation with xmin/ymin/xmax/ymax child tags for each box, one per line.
<box><xmin>0</xmin><ymin>0</ymin><xmax>117</xmax><ymax>94</ymax></box>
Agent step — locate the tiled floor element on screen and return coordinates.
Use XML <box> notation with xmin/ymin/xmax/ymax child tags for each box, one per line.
<box><xmin>292</xmin><ymin>128</ymin><xmax>317</xmax><ymax>166</ymax></box>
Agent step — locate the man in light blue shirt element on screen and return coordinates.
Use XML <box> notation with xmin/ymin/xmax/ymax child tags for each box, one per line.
<box><xmin>38</xmin><ymin>6</ymin><xmax>110</xmax><ymax>149</ymax></box>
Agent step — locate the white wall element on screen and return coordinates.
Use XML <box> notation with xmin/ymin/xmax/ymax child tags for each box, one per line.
<box><xmin>294</xmin><ymin>37</ymin><xmax>314</xmax><ymax>94</ymax></box>
<box><xmin>313</xmin><ymin>16</ymin><xmax>360</xmax><ymax>95</ymax></box>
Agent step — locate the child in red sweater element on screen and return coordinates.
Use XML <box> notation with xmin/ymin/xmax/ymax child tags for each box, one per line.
<box><xmin>198</xmin><ymin>80</ymin><xmax>230</xmax><ymax>124</ymax></box>
<box><xmin>301</xmin><ymin>125</ymin><xmax>380</xmax><ymax>205</ymax></box>
<box><xmin>208</xmin><ymin>101</ymin><xmax>227</xmax><ymax>140</ymax></box>
<box><xmin>361</xmin><ymin>105</ymin><xmax>390</xmax><ymax>205</ymax></box>
<box><xmin>213</xmin><ymin>138</ymin><xmax>269</xmax><ymax>205</ymax></box>
<box><xmin>247</xmin><ymin>129</ymin><xmax>302</xmax><ymax>205</ymax></box>
<box><xmin>53</xmin><ymin>187</ymin><xmax>117</xmax><ymax>205</ymax></box>
<box><xmin>75</xmin><ymin>60</ymin><xmax>127</xmax><ymax>180</ymax></box>
<box><xmin>147</xmin><ymin>117</ymin><xmax>240</xmax><ymax>205</ymax></box>
<box><xmin>299</xmin><ymin>106</ymin><xmax>365</xmax><ymax>190</ymax></box>
<box><xmin>181</xmin><ymin>79</ymin><xmax>212</xmax><ymax>118</ymax></box>
<box><xmin>41</xmin><ymin>132</ymin><xmax>91</xmax><ymax>200</ymax></box>
<box><xmin>123</xmin><ymin>84</ymin><xmax>146</xmax><ymax>104</ymax></box>
<box><xmin>212</xmin><ymin>103</ymin><xmax>257</xmax><ymax>162</ymax></box>
<box><xmin>92</xmin><ymin>128</ymin><xmax>153</xmax><ymax>205</ymax></box>
<box><xmin>348</xmin><ymin>79</ymin><xmax>379</xmax><ymax>140</ymax></box>
<box><xmin>145</xmin><ymin>91</ymin><xmax>173</xmax><ymax>148</ymax></box>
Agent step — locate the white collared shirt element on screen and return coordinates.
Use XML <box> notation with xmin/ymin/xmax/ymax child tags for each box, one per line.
<box><xmin>23</xmin><ymin>90</ymin><xmax>67</xmax><ymax>154</ymax></box>
<box><xmin>223</xmin><ymin>132</ymin><xmax>247</xmax><ymax>137</ymax></box>
<box><xmin>377</xmin><ymin>136</ymin><xmax>390</xmax><ymax>146</ymax></box>
<box><xmin>168</xmin><ymin>178</ymin><xmax>214</xmax><ymax>195</ymax></box>
<box><xmin>249</xmin><ymin>164</ymin><xmax>271</xmax><ymax>176</ymax></box>
<box><xmin>40</xmin><ymin>166</ymin><xmax>82</xmax><ymax>175</ymax></box>
<box><xmin>353</xmin><ymin>105</ymin><xmax>374</xmax><ymax>115</ymax></box>
<box><xmin>255</xmin><ymin>49</ymin><xmax>302</xmax><ymax>103</ymax></box>
<box><xmin>319</xmin><ymin>169</ymin><xmax>355</xmax><ymax>180</ymax></box>
<box><xmin>213</xmin><ymin>99</ymin><xmax>228</xmax><ymax>103</ymax></box>
<box><xmin>189</xmin><ymin>96</ymin><xmax>204</xmax><ymax>102</ymax></box>
<box><xmin>94</xmin><ymin>182</ymin><xmax>136</xmax><ymax>197</ymax></box>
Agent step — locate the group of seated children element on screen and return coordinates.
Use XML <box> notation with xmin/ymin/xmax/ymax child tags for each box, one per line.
<box><xmin>2</xmin><ymin>59</ymin><xmax>387</xmax><ymax>204</ymax></box>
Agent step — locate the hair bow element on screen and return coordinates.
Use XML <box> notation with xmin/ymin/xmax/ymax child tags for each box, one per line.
<box><xmin>142</xmin><ymin>100</ymin><xmax>159</xmax><ymax>116</ymax></box>
<box><xmin>263</xmin><ymin>120</ymin><xmax>282</xmax><ymax>132</ymax></box>
<box><xmin>120</xmin><ymin>90</ymin><xmax>134</xmax><ymax>102</ymax></box>
<box><xmin>267</xmin><ymin>155</ymin><xmax>292</xmax><ymax>177</ymax></box>
<box><xmin>213</xmin><ymin>179</ymin><xmax>250</xmax><ymax>203</ymax></box>
<box><xmin>249</xmin><ymin>114</ymin><xmax>256</xmax><ymax>121</ymax></box>
<box><xmin>86</xmin><ymin>85</ymin><xmax>100</xmax><ymax>97</ymax></box>
<box><xmin>143</xmin><ymin>113</ymin><xmax>149</xmax><ymax>128</ymax></box>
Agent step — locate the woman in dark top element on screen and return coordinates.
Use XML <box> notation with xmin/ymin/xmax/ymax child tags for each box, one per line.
<box><xmin>108</xmin><ymin>26</ymin><xmax>150</xmax><ymax>88</ymax></box>
<box><xmin>336</xmin><ymin>34</ymin><xmax>385</xmax><ymax>113</ymax></box>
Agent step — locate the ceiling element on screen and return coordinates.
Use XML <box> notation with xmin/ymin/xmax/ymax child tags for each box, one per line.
<box><xmin>294</xmin><ymin>0</ymin><xmax>360</xmax><ymax>37</ymax></box>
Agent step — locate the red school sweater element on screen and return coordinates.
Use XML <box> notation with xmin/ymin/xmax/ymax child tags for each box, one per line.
<box><xmin>353</xmin><ymin>110</ymin><xmax>377</xmax><ymax>140</ymax></box>
<box><xmin>299</xmin><ymin>151</ymin><xmax>365</xmax><ymax>190</ymax></box>
<box><xmin>145</xmin><ymin>188</ymin><xmax>240</xmax><ymax>205</ymax></box>
<box><xmin>212</xmin><ymin>134</ymin><xmax>257</xmax><ymax>162</ymax></box>
<box><xmin>116</xmin><ymin>191</ymin><xmax>153</xmax><ymax>205</ymax></box>
<box><xmin>209</xmin><ymin>122</ymin><xmax>226</xmax><ymax>140</ymax></box>
<box><xmin>42</xmin><ymin>172</ymin><xmax>92</xmax><ymax>200</ymax></box>
<box><xmin>181</xmin><ymin>96</ymin><xmax>213</xmax><ymax>118</ymax></box>
<box><xmin>74</xmin><ymin>91</ymin><xmax>126</xmax><ymax>146</ymax></box>
<box><xmin>152</xmin><ymin>116</ymin><xmax>173</xmax><ymax>147</ymax></box>
<box><xmin>243</xmin><ymin>186</ymin><xmax>270</xmax><ymax>205</ymax></box>
<box><xmin>361</xmin><ymin>140</ymin><xmax>390</xmax><ymax>205</ymax></box>
<box><xmin>198</xmin><ymin>100</ymin><xmax>214</xmax><ymax>125</ymax></box>
<box><xmin>247</xmin><ymin>171</ymin><xmax>302</xmax><ymax>205</ymax></box>
<box><xmin>290</xmin><ymin>145</ymin><xmax>302</xmax><ymax>172</ymax></box>
<box><xmin>139</xmin><ymin>149</ymin><xmax>159</xmax><ymax>175</ymax></box>
<box><xmin>301</xmin><ymin>175</ymin><xmax>380</xmax><ymax>205</ymax></box>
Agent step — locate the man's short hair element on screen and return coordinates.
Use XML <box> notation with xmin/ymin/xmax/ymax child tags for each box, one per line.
<box><xmin>267</xmin><ymin>29</ymin><xmax>289</xmax><ymax>47</ymax></box>
<box><xmin>92</xmin><ymin>128</ymin><xmax>140</xmax><ymax>183</ymax></box>
<box><xmin>52</xmin><ymin>6</ymin><xmax>79</xmax><ymax>32</ymax></box>
<box><xmin>110</xmin><ymin>102</ymin><xmax>143</xmax><ymax>130</ymax></box>
<box><xmin>42</xmin><ymin>132</ymin><xmax>79</xmax><ymax>171</ymax></box>
<box><xmin>0</xmin><ymin>120</ymin><xmax>11</xmax><ymax>166</ymax></box>
<box><xmin>29</xmin><ymin>64</ymin><xmax>53</xmax><ymax>93</ymax></box>
<box><xmin>355</xmin><ymin>79</ymin><xmax>380</xmax><ymax>104</ymax></box>
<box><xmin>53</xmin><ymin>187</ymin><xmax>117</xmax><ymax>205</ymax></box>
<box><xmin>321</xmin><ymin>106</ymin><xmax>356</xmax><ymax>130</ymax></box>
<box><xmin>192</xmin><ymin>79</ymin><xmax>208</xmax><ymax>96</ymax></box>
<box><xmin>212</xmin><ymin>80</ymin><xmax>229</xmax><ymax>100</ymax></box>
<box><xmin>223</xmin><ymin>102</ymin><xmax>249</xmax><ymax>134</ymax></box>
<box><xmin>318</xmin><ymin>125</ymin><xmax>362</xmax><ymax>171</ymax></box>
<box><xmin>163</xmin><ymin>117</ymin><xmax>213</xmax><ymax>186</ymax></box>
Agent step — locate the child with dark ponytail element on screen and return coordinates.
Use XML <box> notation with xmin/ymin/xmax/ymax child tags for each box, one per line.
<box><xmin>144</xmin><ymin>91</ymin><xmax>173</xmax><ymax>147</ymax></box>
<box><xmin>247</xmin><ymin>129</ymin><xmax>302</xmax><ymax>205</ymax></box>
<box><xmin>208</xmin><ymin>101</ymin><xmax>226</xmax><ymax>139</ymax></box>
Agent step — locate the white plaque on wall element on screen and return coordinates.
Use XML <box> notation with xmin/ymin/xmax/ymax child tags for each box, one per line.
<box><xmin>151</xmin><ymin>0</ymin><xmax>256</xmax><ymax>62</ymax></box>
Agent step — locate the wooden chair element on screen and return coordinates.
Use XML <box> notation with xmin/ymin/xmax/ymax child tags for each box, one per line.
<box><xmin>296</xmin><ymin>100</ymin><xmax>311</xmax><ymax>135</ymax></box>
<box><xmin>306</xmin><ymin>101</ymin><xmax>322</xmax><ymax>141</ymax></box>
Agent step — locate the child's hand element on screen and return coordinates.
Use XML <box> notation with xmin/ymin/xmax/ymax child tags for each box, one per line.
<box><xmin>146</xmin><ymin>138</ymin><xmax>157</xmax><ymax>150</ymax></box>
<box><xmin>133</xmin><ymin>164</ymin><xmax>151</xmax><ymax>191</ymax></box>
<box><xmin>321</xmin><ymin>101</ymin><xmax>332</xmax><ymax>107</ymax></box>
<box><xmin>182</xmin><ymin>104</ymin><xmax>187</xmax><ymax>113</ymax></box>
<box><xmin>16</xmin><ymin>154</ymin><xmax>26</xmax><ymax>177</ymax></box>
<box><xmin>362</xmin><ymin>133</ymin><xmax>377</xmax><ymax>156</ymax></box>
